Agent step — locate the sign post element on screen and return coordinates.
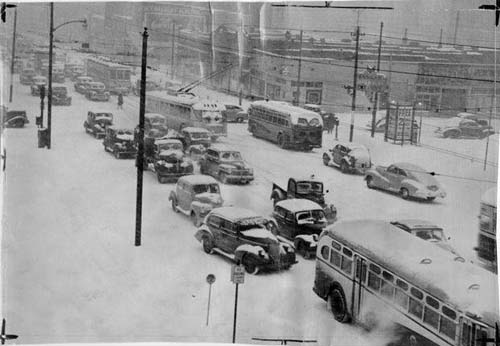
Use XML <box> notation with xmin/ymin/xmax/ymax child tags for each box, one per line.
<box><xmin>231</xmin><ymin>264</ymin><xmax>245</xmax><ymax>343</ymax></box>
<box><xmin>206</xmin><ymin>274</ymin><xmax>216</xmax><ymax>326</ymax></box>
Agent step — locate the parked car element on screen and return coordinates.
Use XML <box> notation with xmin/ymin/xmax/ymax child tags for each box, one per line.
<box><xmin>30</xmin><ymin>76</ymin><xmax>47</xmax><ymax>96</ymax></box>
<box><xmin>223</xmin><ymin>104</ymin><xmax>247</xmax><ymax>123</ymax></box>
<box><xmin>3</xmin><ymin>110</ymin><xmax>29</xmax><ymax>128</ymax></box>
<box><xmin>322</xmin><ymin>142</ymin><xmax>371</xmax><ymax>174</ymax></box>
<box><xmin>194</xmin><ymin>206</ymin><xmax>296</xmax><ymax>274</ymax></box>
<box><xmin>74</xmin><ymin>76</ymin><xmax>93</xmax><ymax>94</ymax></box>
<box><xmin>103</xmin><ymin>127</ymin><xmax>136</xmax><ymax>159</ymax></box>
<box><xmin>51</xmin><ymin>84</ymin><xmax>72</xmax><ymax>106</ymax></box>
<box><xmin>83</xmin><ymin>111</ymin><xmax>113</xmax><ymax>139</ymax></box>
<box><xmin>365</xmin><ymin>162</ymin><xmax>446</xmax><ymax>201</ymax></box>
<box><xmin>267</xmin><ymin>199</ymin><xmax>327</xmax><ymax>259</ymax></box>
<box><xmin>145</xmin><ymin>113</ymin><xmax>168</xmax><ymax>133</ymax></box>
<box><xmin>271</xmin><ymin>177</ymin><xmax>337</xmax><ymax>224</ymax></box>
<box><xmin>85</xmin><ymin>82</ymin><xmax>110</xmax><ymax>102</ymax></box>
<box><xmin>20</xmin><ymin>68</ymin><xmax>36</xmax><ymax>85</ymax></box>
<box><xmin>390</xmin><ymin>219</ymin><xmax>459</xmax><ymax>255</ymax></box>
<box><xmin>435</xmin><ymin>117</ymin><xmax>495</xmax><ymax>139</ymax></box>
<box><xmin>169</xmin><ymin>175</ymin><xmax>223</xmax><ymax>226</ymax></box>
<box><xmin>143</xmin><ymin>137</ymin><xmax>193</xmax><ymax>183</ymax></box>
<box><xmin>366</xmin><ymin>117</ymin><xmax>419</xmax><ymax>133</ymax></box>
<box><xmin>132</xmin><ymin>79</ymin><xmax>162</xmax><ymax>96</ymax></box>
<box><xmin>180</xmin><ymin>127</ymin><xmax>211</xmax><ymax>156</ymax></box>
<box><xmin>199</xmin><ymin>145</ymin><xmax>254</xmax><ymax>184</ymax></box>
<box><xmin>457</xmin><ymin>112</ymin><xmax>490</xmax><ymax>126</ymax></box>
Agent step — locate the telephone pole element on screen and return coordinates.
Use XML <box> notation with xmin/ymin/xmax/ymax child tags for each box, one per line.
<box><xmin>170</xmin><ymin>22</ymin><xmax>175</xmax><ymax>79</ymax></box>
<box><xmin>349</xmin><ymin>25</ymin><xmax>361</xmax><ymax>142</ymax></box>
<box><xmin>370</xmin><ymin>21</ymin><xmax>383</xmax><ymax>138</ymax></box>
<box><xmin>294</xmin><ymin>29</ymin><xmax>303</xmax><ymax>105</ymax></box>
<box><xmin>47</xmin><ymin>2</ymin><xmax>54</xmax><ymax>149</ymax></box>
<box><xmin>8</xmin><ymin>7</ymin><xmax>16</xmax><ymax>103</ymax></box>
<box><xmin>135</xmin><ymin>27</ymin><xmax>148</xmax><ymax>246</ymax></box>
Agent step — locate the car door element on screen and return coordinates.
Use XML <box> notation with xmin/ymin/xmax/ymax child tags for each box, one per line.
<box><xmin>219</xmin><ymin>218</ymin><xmax>238</xmax><ymax>253</ymax></box>
<box><xmin>273</xmin><ymin>206</ymin><xmax>291</xmax><ymax>239</ymax></box>
<box><xmin>383</xmin><ymin>165</ymin><xmax>402</xmax><ymax>191</ymax></box>
<box><xmin>177</xmin><ymin>181</ymin><xmax>190</xmax><ymax>211</ymax></box>
<box><xmin>332</xmin><ymin>145</ymin><xmax>343</xmax><ymax>165</ymax></box>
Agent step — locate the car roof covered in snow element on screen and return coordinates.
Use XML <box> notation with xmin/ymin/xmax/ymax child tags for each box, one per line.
<box><xmin>108</xmin><ymin>126</ymin><xmax>132</xmax><ymax>132</ymax></box>
<box><xmin>323</xmin><ymin>220</ymin><xmax>499</xmax><ymax>326</ymax></box>
<box><xmin>209</xmin><ymin>144</ymin><xmax>241</xmax><ymax>153</ymax></box>
<box><xmin>391</xmin><ymin>219</ymin><xmax>442</xmax><ymax>230</ymax></box>
<box><xmin>155</xmin><ymin>138</ymin><xmax>182</xmax><ymax>145</ymax></box>
<box><xmin>276</xmin><ymin>199</ymin><xmax>323</xmax><ymax>213</ymax></box>
<box><xmin>390</xmin><ymin>162</ymin><xmax>425</xmax><ymax>171</ymax></box>
<box><xmin>250</xmin><ymin>100</ymin><xmax>323</xmax><ymax>126</ymax></box>
<box><xmin>482</xmin><ymin>187</ymin><xmax>497</xmax><ymax>207</ymax></box>
<box><xmin>210</xmin><ymin>207</ymin><xmax>262</xmax><ymax>222</ymax></box>
<box><xmin>52</xmin><ymin>83</ymin><xmax>67</xmax><ymax>88</ymax></box>
<box><xmin>182</xmin><ymin>127</ymin><xmax>210</xmax><ymax>133</ymax></box>
<box><xmin>145</xmin><ymin>113</ymin><xmax>165</xmax><ymax>119</ymax></box>
<box><xmin>179</xmin><ymin>174</ymin><xmax>218</xmax><ymax>185</ymax></box>
<box><xmin>334</xmin><ymin>142</ymin><xmax>368</xmax><ymax>150</ymax></box>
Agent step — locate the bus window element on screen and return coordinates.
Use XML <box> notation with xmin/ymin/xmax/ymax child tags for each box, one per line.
<box><xmin>439</xmin><ymin>316</ymin><xmax>457</xmax><ymax>340</ymax></box>
<box><xmin>331</xmin><ymin>241</ymin><xmax>341</xmax><ymax>251</ymax></box>
<box><xmin>423</xmin><ymin>306</ymin><xmax>439</xmax><ymax>329</ymax></box>
<box><xmin>320</xmin><ymin>245</ymin><xmax>329</xmax><ymax>260</ymax></box>
<box><xmin>369</xmin><ymin>263</ymin><xmax>381</xmax><ymax>274</ymax></box>
<box><xmin>410</xmin><ymin>287</ymin><xmax>424</xmax><ymax>300</ymax></box>
<box><xmin>394</xmin><ymin>288</ymin><xmax>409</xmax><ymax>309</ymax></box>
<box><xmin>341</xmin><ymin>257</ymin><xmax>353</xmax><ymax>275</ymax></box>
<box><xmin>367</xmin><ymin>271</ymin><xmax>380</xmax><ymax>291</ymax></box>
<box><xmin>426</xmin><ymin>296</ymin><xmax>439</xmax><ymax>309</ymax></box>
<box><xmin>342</xmin><ymin>248</ymin><xmax>353</xmax><ymax>258</ymax></box>
<box><xmin>409</xmin><ymin>298</ymin><xmax>423</xmax><ymax>319</ymax></box>
<box><xmin>380</xmin><ymin>279</ymin><xmax>394</xmax><ymax>299</ymax></box>
<box><xmin>396</xmin><ymin>279</ymin><xmax>409</xmax><ymax>290</ymax></box>
<box><xmin>330</xmin><ymin>249</ymin><xmax>341</xmax><ymax>267</ymax></box>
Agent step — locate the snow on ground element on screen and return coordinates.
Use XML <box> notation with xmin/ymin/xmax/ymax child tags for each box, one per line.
<box><xmin>1</xmin><ymin>72</ymin><xmax>498</xmax><ymax>345</ymax></box>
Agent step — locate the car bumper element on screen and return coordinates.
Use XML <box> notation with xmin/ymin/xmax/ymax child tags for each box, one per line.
<box><xmin>158</xmin><ymin>171</ymin><xmax>193</xmax><ymax>179</ymax></box>
<box><xmin>413</xmin><ymin>189</ymin><xmax>446</xmax><ymax>199</ymax></box>
<box><xmin>225</xmin><ymin>174</ymin><xmax>254</xmax><ymax>183</ymax></box>
<box><xmin>265</xmin><ymin>253</ymin><xmax>297</xmax><ymax>271</ymax></box>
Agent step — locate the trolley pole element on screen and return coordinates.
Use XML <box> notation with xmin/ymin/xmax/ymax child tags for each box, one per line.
<box><xmin>349</xmin><ymin>25</ymin><xmax>361</xmax><ymax>142</ymax></box>
<box><xmin>8</xmin><ymin>7</ymin><xmax>17</xmax><ymax>103</ymax></box>
<box><xmin>135</xmin><ymin>27</ymin><xmax>148</xmax><ymax>246</ymax></box>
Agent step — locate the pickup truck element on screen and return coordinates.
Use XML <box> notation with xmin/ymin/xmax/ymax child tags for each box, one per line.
<box><xmin>270</xmin><ymin>176</ymin><xmax>337</xmax><ymax>224</ymax></box>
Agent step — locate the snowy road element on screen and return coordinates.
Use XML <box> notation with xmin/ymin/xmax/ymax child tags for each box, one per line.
<box><xmin>1</xmin><ymin>76</ymin><xmax>498</xmax><ymax>344</ymax></box>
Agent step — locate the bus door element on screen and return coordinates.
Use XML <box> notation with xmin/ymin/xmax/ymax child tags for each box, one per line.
<box><xmin>352</xmin><ymin>255</ymin><xmax>368</xmax><ymax>319</ymax></box>
<box><xmin>460</xmin><ymin>318</ymin><xmax>489</xmax><ymax>346</ymax></box>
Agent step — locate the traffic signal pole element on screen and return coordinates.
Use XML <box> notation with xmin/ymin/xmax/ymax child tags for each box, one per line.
<box><xmin>349</xmin><ymin>26</ymin><xmax>360</xmax><ymax>142</ymax></box>
<box><xmin>135</xmin><ymin>27</ymin><xmax>148</xmax><ymax>246</ymax></box>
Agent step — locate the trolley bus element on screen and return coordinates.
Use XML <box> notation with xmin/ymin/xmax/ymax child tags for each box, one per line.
<box><xmin>86</xmin><ymin>57</ymin><xmax>132</xmax><ymax>95</ymax></box>
<box><xmin>145</xmin><ymin>91</ymin><xmax>227</xmax><ymax>140</ymax></box>
<box><xmin>314</xmin><ymin>220</ymin><xmax>498</xmax><ymax>346</ymax></box>
<box><xmin>248</xmin><ymin>100</ymin><xmax>323</xmax><ymax>150</ymax></box>
<box><xmin>475</xmin><ymin>188</ymin><xmax>497</xmax><ymax>273</ymax></box>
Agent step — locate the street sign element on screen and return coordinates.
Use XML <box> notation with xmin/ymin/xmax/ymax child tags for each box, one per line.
<box><xmin>231</xmin><ymin>264</ymin><xmax>245</xmax><ymax>284</ymax></box>
<box><xmin>385</xmin><ymin>103</ymin><xmax>418</xmax><ymax>144</ymax></box>
<box><xmin>206</xmin><ymin>274</ymin><xmax>216</xmax><ymax>284</ymax></box>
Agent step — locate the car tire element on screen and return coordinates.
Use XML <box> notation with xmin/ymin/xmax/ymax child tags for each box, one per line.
<box><xmin>171</xmin><ymin>198</ymin><xmax>179</xmax><ymax>212</ymax></box>
<box><xmin>157</xmin><ymin>174</ymin><xmax>165</xmax><ymax>184</ymax></box>
<box><xmin>250</xmin><ymin>125</ymin><xmax>257</xmax><ymax>137</ymax></box>
<box><xmin>400</xmin><ymin>188</ymin><xmax>410</xmax><ymax>200</ymax></box>
<box><xmin>267</xmin><ymin>221</ymin><xmax>279</xmax><ymax>236</ymax></box>
<box><xmin>277</xmin><ymin>134</ymin><xmax>286</xmax><ymax>149</ymax></box>
<box><xmin>114</xmin><ymin>150</ymin><xmax>120</xmax><ymax>159</ymax></box>
<box><xmin>202</xmin><ymin>235</ymin><xmax>214</xmax><ymax>254</ymax></box>
<box><xmin>322</xmin><ymin>154</ymin><xmax>330</xmax><ymax>166</ymax></box>
<box><xmin>242</xmin><ymin>256</ymin><xmax>260</xmax><ymax>275</ymax></box>
<box><xmin>297</xmin><ymin>241</ymin><xmax>308</xmax><ymax>259</ymax></box>
<box><xmin>366</xmin><ymin>176</ymin><xmax>374</xmax><ymax>189</ymax></box>
<box><xmin>427</xmin><ymin>197</ymin><xmax>436</xmax><ymax>202</ymax></box>
<box><xmin>328</xmin><ymin>287</ymin><xmax>350</xmax><ymax>323</ymax></box>
<box><xmin>340</xmin><ymin>161</ymin><xmax>349</xmax><ymax>174</ymax></box>
<box><xmin>219</xmin><ymin>172</ymin><xmax>228</xmax><ymax>184</ymax></box>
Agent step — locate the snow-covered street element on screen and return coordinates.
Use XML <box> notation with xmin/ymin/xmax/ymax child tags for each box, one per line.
<box><xmin>1</xmin><ymin>73</ymin><xmax>498</xmax><ymax>345</ymax></box>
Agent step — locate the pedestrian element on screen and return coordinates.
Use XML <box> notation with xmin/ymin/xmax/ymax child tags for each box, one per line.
<box><xmin>117</xmin><ymin>92</ymin><xmax>124</xmax><ymax>110</ymax></box>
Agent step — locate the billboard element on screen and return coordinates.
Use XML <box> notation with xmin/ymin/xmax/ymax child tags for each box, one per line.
<box><xmin>384</xmin><ymin>103</ymin><xmax>418</xmax><ymax>144</ymax></box>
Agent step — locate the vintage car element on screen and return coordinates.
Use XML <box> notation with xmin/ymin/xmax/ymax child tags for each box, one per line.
<box><xmin>169</xmin><ymin>175</ymin><xmax>223</xmax><ymax>226</ymax></box>
<box><xmin>51</xmin><ymin>84</ymin><xmax>72</xmax><ymax>106</ymax></box>
<box><xmin>435</xmin><ymin>117</ymin><xmax>495</xmax><ymax>139</ymax></box>
<box><xmin>267</xmin><ymin>199</ymin><xmax>327</xmax><ymax>259</ymax></box>
<box><xmin>74</xmin><ymin>76</ymin><xmax>93</xmax><ymax>94</ymax></box>
<box><xmin>271</xmin><ymin>177</ymin><xmax>337</xmax><ymax>224</ymax></box>
<box><xmin>20</xmin><ymin>68</ymin><xmax>36</xmax><ymax>85</ymax></box>
<box><xmin>144</xmin><ymin>137</ymin><xmax>193</xmax><ymax>183</ymax></box>
<box><xmin>83</xmin><ymin>111</ymin><xmax>113</xmax><ymax>139</ymax></box>
<box><xmin>53</xmin><ymin>65</ymin><xmax>65</xmax><ymax>83</ymax></box>
<box><xmin>199</xmin><ymin>145</ymin><xmax>254</xmax><ymax>184</ymax></box>
<box><xmin>194</xmin><ymin>206</ymin><xmax>296</xmax><ymax>274</ymax></box>
<box><xmin>30</xmin><ymin>76</ymin><xmax>47</xmax><ymax>96</ymax></box>
<box><xmin>69</xmin><ymin>65</ymin><xmax>85</xmax><ymax>80</ymax></box>
<box><xmin>390</xmin><ymin>219</ymin><xmax>459</xmax><ymax>255</ymax></box>
<box><xmin>103</xmin><ymin>127</ymin><xmax>136</xmax><ymax>159</ymax></box>
<box><xmin>457</xmin><ymin>112</ymin><xmax>490</xmax><ymax>126</ymax></box>
<box><xmin>222</xmin><ymin>104</ymin><xmax>247</xmax><ymax>123</ymax></box>
<box><xmin>145</xmin><ymin>113</ymin><xmax>169</xmax><ymax>133</ymax></box>
<box><xmin>366</xmin><ymin>116</ymin><xmax>419</xmax><ymax>133</ymax></box>
<box><xmin>3</xmin><ymin>110</ymin><xmax>29</xmax><ymax>128</ymax></box>
<box><xmin>85</xmin><ymin>82</ymin><xmax>110</xmax><ymax>102</ymax></box>
<box><xmin>322</xmin><ymin>142</ymin><xmax>371</xmax><ymax>174</ymax></box>
<box><xmin>180</xmin><ymin>127</ymin><xmax>211</xmax><ymax>156</ymax></box>
<box><xmin>365</xmin><ymin>162</ymin><xmax>446</xmax><ymax>201</ymax></box>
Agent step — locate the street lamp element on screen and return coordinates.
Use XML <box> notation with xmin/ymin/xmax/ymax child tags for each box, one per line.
<box><xmin>46</xmin><ymin>2</ymin><xmax>86</xmax><ymax>149</ymax></box>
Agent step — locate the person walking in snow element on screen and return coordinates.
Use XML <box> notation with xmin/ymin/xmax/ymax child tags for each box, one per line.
<box><xmin>117</xmin><ymin>92</ymin><xmax>124</xmax><ymax>110</ymax></box>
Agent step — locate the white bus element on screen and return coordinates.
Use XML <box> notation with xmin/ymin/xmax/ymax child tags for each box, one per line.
<box><xmin>314</xmin><ymin>220</ymin><xmax>498</xmax><ymax>346</ymax></box>
<box><xmin>475</xmin><ymin>188</ymin><xmax>497</xmax><ymax>273</ymax></box>
<box><xmin>145</xmin><ymin>91</ymin><xmax>227</xmax><ymax>140</ymax></box>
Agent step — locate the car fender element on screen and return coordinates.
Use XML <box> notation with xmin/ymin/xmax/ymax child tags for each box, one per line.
<box><xmin>365</xmin><ymin>168</ymin><xmax>383</xmax><ymax>183</ymax></box>
<box><xmin>401</xmin><ymin>179</ymin><xmax>422</xmax><ymax>193</ymax></box>
<box><xmin>194</xmin><ymin>225</ymin><xmax>214</xmax><ymax>243</ymax></box>
<box><xmin>234</xmin><ymin>244</ymin><xmax>269</xmax><ymax>262</ymax></box>
<box><xmin>191</xmin><ymin>200</ymin><xmax>214</xmax><ymax>214</ymax></box>
<box><xmin>323</xmin><ymin>151</ymin><xmax>333</xmax><ymax>162</ymax></box>
<box><xmin>294</xmin><ymin>234</ymin><xmax>318</xmax><ymax>248</ymax></box>
<box><xmin>168</xmin><ymin>190</ymin><xmax>177</xmax><ymax>202</ymax></box>
<box><xmin>270</xmin><ymin>188</ymin><xmax>285</xmax><ymax>202</ymax></box>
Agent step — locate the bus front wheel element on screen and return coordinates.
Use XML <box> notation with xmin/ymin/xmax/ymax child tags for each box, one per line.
<box><xmin>278</xmin><ymin>135</ymin><xmax>286</xmax><ymax>149</ymax></box>
<box><xmin>328</xmin><ymin>287</ymin><xmax>350</xmax><ymax>323</ymax></box>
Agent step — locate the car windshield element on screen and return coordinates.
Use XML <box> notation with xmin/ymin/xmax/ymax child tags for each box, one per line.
<box><xmin>116</xmin><ymin>130</ymin><xmax>133</xmax><ymax>136</ymax></box>
<box><xmin>296</xmin><ymin>210</ymin><xmax>326</xmax><ymax>223</ymax></box>
<box><xmin>96</xmin><ymin>113</ymin><xmax>112</xmax><ymax>118</ymax></box>
<box><xmin>158</xmin><ymin>143</ymin><xmax>183</xmax><ymax>151</ymax></box>
<box><xmin>190</xmin><ymin>132</ymin><xmax>210</xmax><ymax>139</ymax></box>
<box><xmin>296</xmin><ymin>181</ymin><xmax>323</xmax><ymax>194</ymax></box>
<box><xmin>297</xmin><ymin>118</ymin><xmax>309</xmax><ymax>126</ymax></box>
<box><xmin>220</xmin><ymin>152</ymin><xmax>242</xmax><ymax>161</ymax></box>
<box><xmin>414</xmin><ymin>229</ymin><xmax>445</xmax><ymax>242</ymax></box>
<box><xmin>236</xmin><ymin>217</ymin><xmax>268</xmax><ymax>231</ymax></box>
<box><xmin>150</xmin><ymin>118</ymin><xmax>165</xmax><ymax>125</ymax></box>
<box><xmin>193</xmin><ymin>184</ymin><xmax>220</xmax><ymax>194</ymax></box>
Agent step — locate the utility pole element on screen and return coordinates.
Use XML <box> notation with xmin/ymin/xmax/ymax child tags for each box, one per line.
<box><xmin>135</xmin><ymin>27</ymin><xmax>148</xmax><ymax>246</ymax></box>
<box><xmin>294</xmin><ymin>29</ymin><xmax>303</xmax><ymax>105</ymax></box>
<box><xmin>47</xmin><ymin>2</ymin><xmax>54</xmax><ymax>149</ymax></box>
<box><xmin>438</xmin><ymin>28</ymin><xmax>443</xmax><ymax>48</ymax></box>
<box><xmin>170</xmin><ymin>22</ymin><xmax>175</xmax><ymax>79</ymax></box>
<box><xmin>8</xmin><ymin>7</ymin><xmax>17</xmax><ymax>103</ymax></box>
<box><xmin>349</xmin><ymin>25</ymin><xmax>361</xmax><ymax>142</ymax></box>
<box><xmin>453</xmin><ymin>11</ymin><xmax>460</xmax><ymax>46</ymax></box>
<box><xmin>484</xmin><ymin>28</ymin><xmax>496</xmax><ymax>171</ymax></box>
<box><xmin>370</xmin><ymin>21</ymin><xmax>383</xmax><ymax>138</ymax></box>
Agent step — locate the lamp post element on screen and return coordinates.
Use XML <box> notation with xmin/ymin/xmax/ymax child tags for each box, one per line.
<box><xmin>46</xmin><ymin>2</ymin><xmax>86</xmax><ymax>149</ymax></box>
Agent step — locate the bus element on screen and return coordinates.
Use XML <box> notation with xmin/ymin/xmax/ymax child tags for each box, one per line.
<box><xmin>86</xmin><ymin>57</ymin><xmax>132</xmax><ymax>95</ymax></box>
<box><xmin>475</xmin><ymin>188</ymin><xmax>497</xmax><ymax>273</ymax></box>
<box><xmin>314</xmin><ymin>220</ymin><xmax>498</xmax><ymax>346</ymax></box>
<box><xmin>248</xmin><ymin>100</ymin><xmax>323</xmax><ymax>150</ymax></box>
<box><xmin>145</xmin><ymin>91</ymin><xmax>227</xmax><ymax>140</ymax></box>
